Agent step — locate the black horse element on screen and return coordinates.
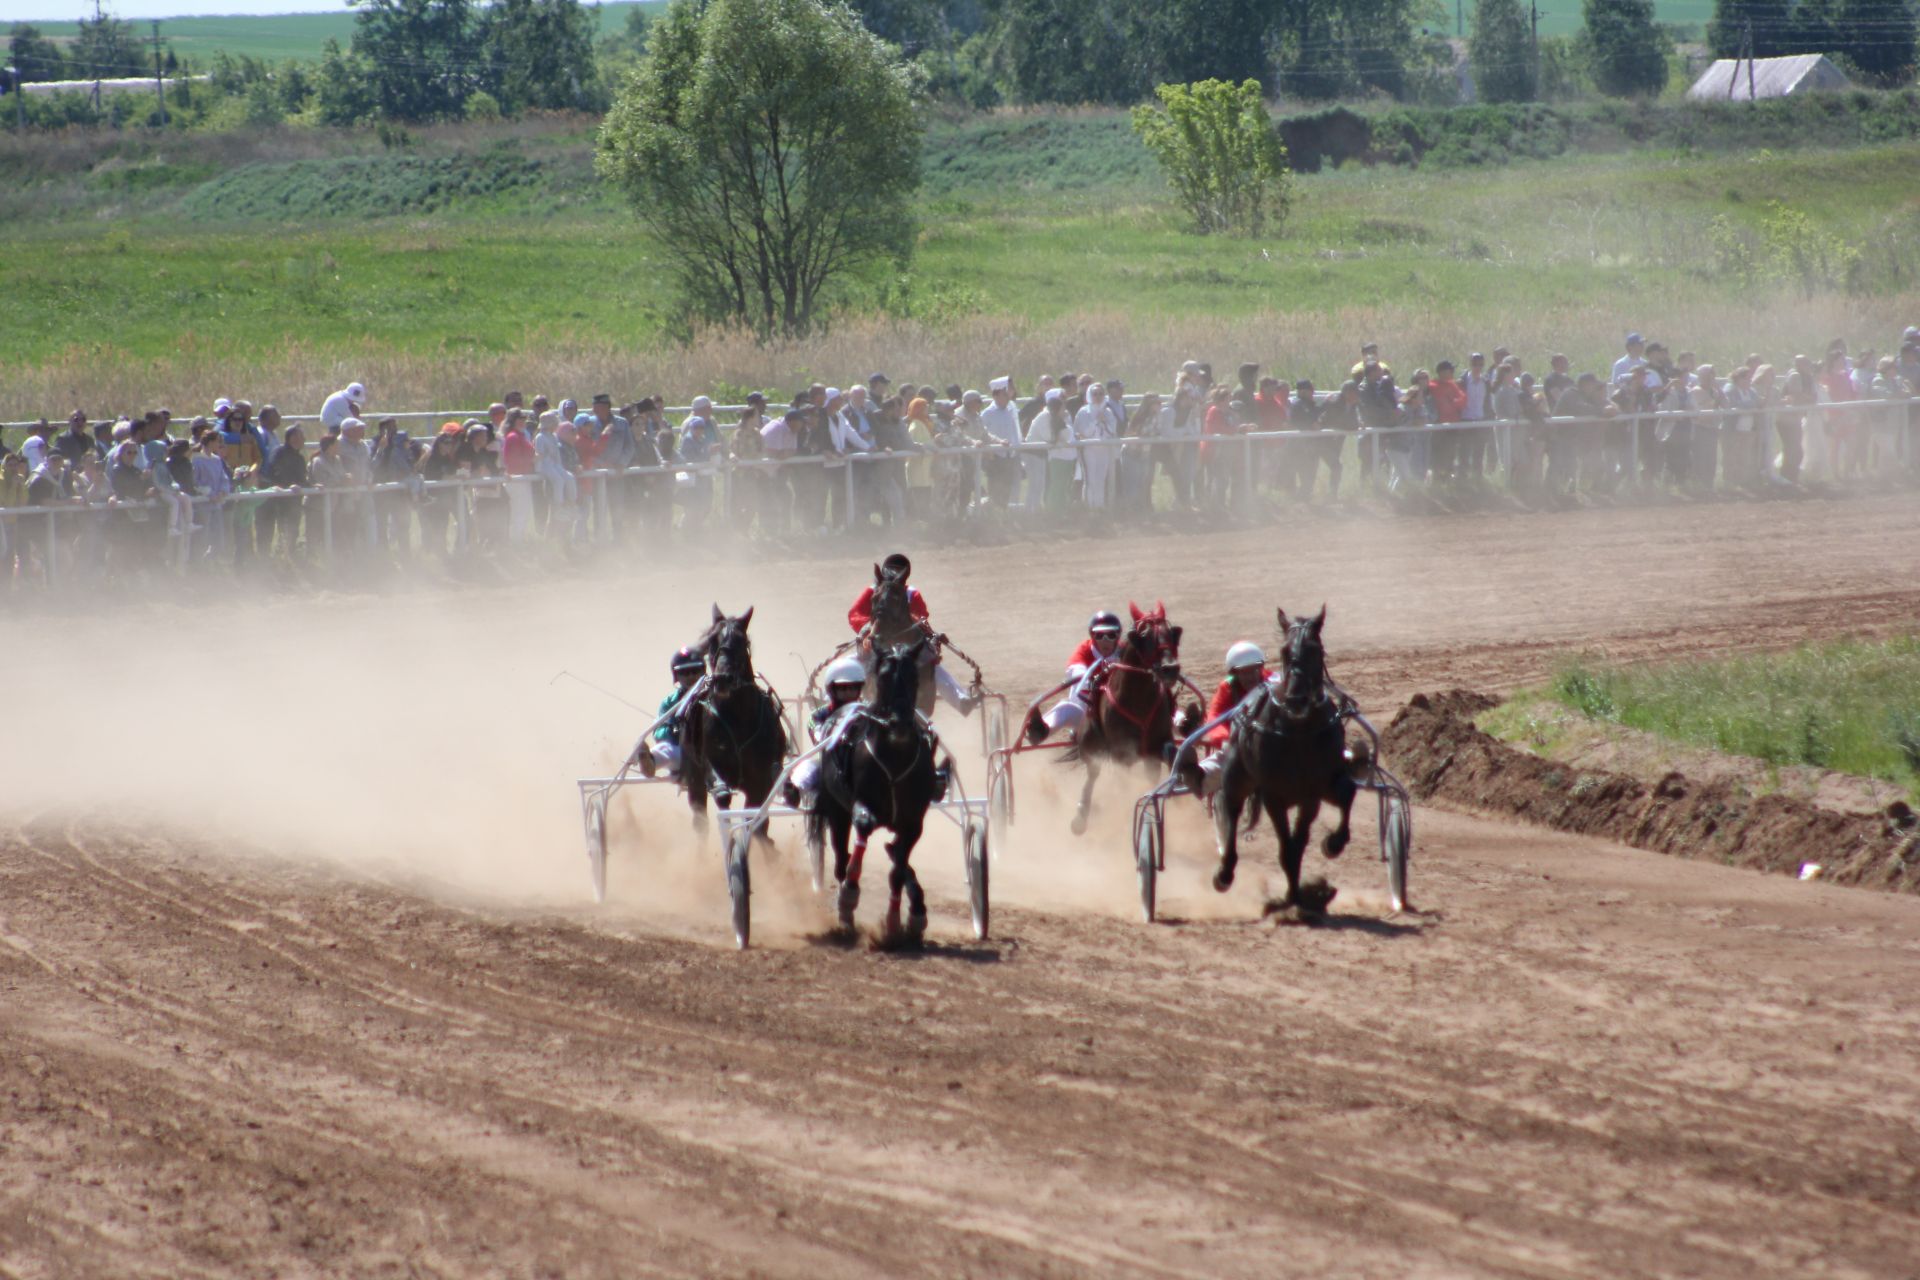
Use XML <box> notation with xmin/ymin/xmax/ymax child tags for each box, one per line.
<box><xmin>1206</xmin><ymin>606</ymin><xmax>1354</xmax><ymax>918</ymax></box>
<box><xmin>678</xmin><ymin>605</ymin><xmax>790</xmax><ymax>836</ymax></box>
<box><xmin>811</xmin><ymin>638</ymin><xmax>940</xmax><ymax>941</ymax></box>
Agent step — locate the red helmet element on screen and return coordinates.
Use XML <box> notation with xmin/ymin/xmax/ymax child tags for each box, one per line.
<box><xmin>1088</xmin><ymin>610</ymin><xmax>1122</xmax><ymax>635</ymax></box>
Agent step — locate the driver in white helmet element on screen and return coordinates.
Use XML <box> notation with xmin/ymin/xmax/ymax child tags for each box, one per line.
<box><xmin>636</xmin><ymin>647</ymin><xmax>706</xmax><ymax>778</ymax></box>
<box><xmin>1025</xmin><ymin>610</ymin><xmax>1125</xmax><ymax>745</ymax></box>
<box><xmin>786</xmin><ymin>655</ymin><xmax>868</xmax><ymax>809</ymax></box>
<box><xmin>1193</xmin><ymin>640</ymin><xmax>1271</xmax><ymax>794</ymax></box>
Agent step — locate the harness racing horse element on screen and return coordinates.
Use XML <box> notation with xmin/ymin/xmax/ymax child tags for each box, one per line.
<box><xmin>861</xmin><ymin>563</ymin><xmax>941</xmax><ymax>716</ymax></box>
<box><xmin>678</xmin><ymin>605</ymin><xmax>790</xmax><ymax>837</ymax></box>
<box><xmin>1063</xmin><ymin>601</ymin><xmax>1201</xmax><ymax>836</ymax></box>
<box><xmin>811</xmin><ymin>638</ymin><xmax>941</xmax><ymax>942</ymax></box>
<box><xmin>1207</xmin><ymin>606</ymin><xmax>1354</xmax><ymax>919</ymax></box>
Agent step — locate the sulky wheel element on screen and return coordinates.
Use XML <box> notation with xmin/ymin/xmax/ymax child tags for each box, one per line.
<box><xmin>726</xmin><ymin>827</ymin><xmax>753</xmax><ymax>950</ymax></box>
<box><xmin>585</xmin><ymin>795</ymin><xmax>609</xmax><ymax>905</ymax></box>
<box><xmin>964</xmin><ymin>820</ymin><xmax>990</xmax><ymax>941</ymax></box>
<box><xmin>1382</xmin><ymin>791</ymin><xmax>1413</xmax><ymax>915</ymax></box>
<box><xmin>805</xmin><ymin>814</ymin><xmax>826</xmax><ymax>894</ymax></box>
<box><xmin>984</xmin><ymin>698</ymin><xmax>1008</xmax><ymax>758</ymax></box>
<box><xmin>1133</xmin><ymin>808</ymin><xmax>1161</xmax><ymax>924</ymax></box>
<box><xmin>988</xmin><ymin>761</ymin><xmax>1013</xmax><ymax>835</ymax></box>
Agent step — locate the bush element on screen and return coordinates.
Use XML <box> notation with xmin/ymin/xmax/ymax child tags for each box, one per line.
<box><xmin>1131</xmin><ymin>78</ymin><xmax>1292</xmax><ymax>235</ymax></box>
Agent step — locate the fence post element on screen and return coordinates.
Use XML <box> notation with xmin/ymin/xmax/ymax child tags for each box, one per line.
<box><xmin>844</xmin><ymin>456</ymin><xmax>856</xmax><ymax>531</ymax></box>
<box><xmin>321</xmin><ymin>489</ymin><xmax>335</xmax><ymax>560</ymax></box>
<box><xmin>176</xmin><ymin>499</ymin><xmax>191</xmax><ymax>574</ymax></box>
<box><xmin>596</xmin><ymin>472</ymin><xmax>612</xmax><ymax>543</ymax></box>
<box><xmin>45</xmin><ymin>508</ymin><xmax>57</xmax><ymax>588</ymax></box>
<box><xmin>1628</xmin><ymin>411</ymin><xmax>1640</xmax><ymax>487</ymax></box>
<box><xmin>1368</xmin><ymin>428</ymin><xmax>1381</xmax><ymax>495</ymax></box>
<box><xmin>455</xmin><ymin>481</ymin><xmax>472</xmax><ymax>552</ymax></box>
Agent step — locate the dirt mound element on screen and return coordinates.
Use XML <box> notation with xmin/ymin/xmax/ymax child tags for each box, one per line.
<box><xmin>1385</xmin><ymin>690</ymin><xmax>1920</xmax><ymax>893</ymax></box>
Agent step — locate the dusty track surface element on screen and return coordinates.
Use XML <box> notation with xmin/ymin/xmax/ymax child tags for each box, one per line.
<box><xmin>5</xmin><ymin>492</ymin><xmax>1920</xmax><ymax>1278</ymax></box>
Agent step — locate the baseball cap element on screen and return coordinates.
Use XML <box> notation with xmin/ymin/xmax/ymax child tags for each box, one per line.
<box><xmin>868</xmin><ymin>372</ymin><xmax>890</xmax><ymax>385</ymax></box>
<box><xmin>347</xmin><ymin>382</ymin><xmax>366</xmax><ymax>400</ymax></box>
<box><xmin>1625</xmin><ymin>333</ymin><xmax>1643</xmax><ymax>346</ymax></box>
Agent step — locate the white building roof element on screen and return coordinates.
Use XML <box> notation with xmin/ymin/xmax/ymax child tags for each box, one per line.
<box><xmin>1686</xmin><ymin>54</ymin><xmax>1851</xmax><ymax>101</ymax></box>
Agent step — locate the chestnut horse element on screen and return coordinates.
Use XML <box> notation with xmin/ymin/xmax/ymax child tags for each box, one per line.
<box><xmin>1068</xmin><ymin>601</ymin><xmax>1201</xmax><ymax>835</ymax></box>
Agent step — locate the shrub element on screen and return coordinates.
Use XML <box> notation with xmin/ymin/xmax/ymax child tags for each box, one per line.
<box><xmin>1131</xmin><ymin>78</ymin><xmax>1292</xmax><ymax>235</ymax></box>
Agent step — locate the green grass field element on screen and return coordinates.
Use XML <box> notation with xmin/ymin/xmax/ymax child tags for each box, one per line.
<box><xmin>2</xmin><ymin>109</ymin><xmax>1917</xmax><ymax>420</ymax></box>
<box><xmin>28</xmin><ymin>3</ymin><xmax>666</xmax><ymax>67</ymax></box>
<box><xmin>21</xmin><ymin>0</ymin><xmax>1691</xmax><ymax>65</ymax></box>
<box><xmin>1536</xmin><ymin>640</ymin><xmax>1920</xmax><ymax>794</ymax></box>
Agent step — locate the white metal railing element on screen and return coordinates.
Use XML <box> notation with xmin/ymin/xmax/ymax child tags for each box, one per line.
<box><xmin>2</xmin><ymin>397</ymin><xmax>1913</xmax><ymax>588</ymax></box>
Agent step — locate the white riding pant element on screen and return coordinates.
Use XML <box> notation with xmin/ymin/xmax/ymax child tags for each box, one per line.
<box><xmin>1043</xmin><ymin>699</ymin><xmax>1086</xmax><ymax>735</ymax></box>
<box><xmin>650</xmin><ymin>740</ymin><xmax>683</xmax><ymax>776</ymax></box>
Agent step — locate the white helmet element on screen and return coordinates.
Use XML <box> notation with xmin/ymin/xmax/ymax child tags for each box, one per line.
<box><xmin>1224</xmin><ymin>641</ymin><xmax>1265</xmax><ymax>672</ymax></box>
<box><xmin>824</xmin><ymin>655</ymin><xmax>866</xmax><ymax>687</ymax></box>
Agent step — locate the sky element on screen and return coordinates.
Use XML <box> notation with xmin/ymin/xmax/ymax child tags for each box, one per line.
<box><xmin>9</xmin><ymin>2</ymin><xmax>348</xmax><ymax>21</ymax></box>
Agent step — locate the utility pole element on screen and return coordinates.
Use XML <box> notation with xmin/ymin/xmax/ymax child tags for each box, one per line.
<box><xmin>9</xmin><ymin>66</ymin><xmax>23</xmax><ymax>132</ymax></box>
<box><xmin>1457</xmin><ymin>0</ymin><xmax>1464</xmax><ymax>38</ymax></box>
<box><xmin>1530</xmin><ymin>0</ymin><xmax>1539</xmax><ymax>92</ymax></box>
<box><xmin>151</xmin><ymin>20</ymin><xmax>167</xmax><ymax>125</ymax></box>
<box><xmin>1745</xmin><ymin>19</ymin><xmax>1756</xmax><ymax>100</ymax></box>
<box><xmin>89</xmin><ymin>0</ymin><xmax>104</xmax><ymax>111</ymax></box>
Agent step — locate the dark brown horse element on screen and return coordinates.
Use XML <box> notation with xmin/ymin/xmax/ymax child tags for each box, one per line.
<box><xmin>1207</xmin><ymin>606</ymin><xmax>1354</xmax><ymax>918</ymax></box>
<box><xmin>862</xmin><ymin>561</ymin><xmax>942</xmax><ymax>717</ymax></box>
<box><xmin>679</xmin><ymin>605</ymin><xmax>790</xmax><ymax>837</ymax></box>
<box><xmin>1066</xmin><ymin>600</ymin><xmax>1201</xmax><ymax>835</ymax></box>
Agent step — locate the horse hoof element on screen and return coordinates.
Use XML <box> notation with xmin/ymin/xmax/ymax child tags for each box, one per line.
<box><xmin>1070</xmin><ymin>810</ymin><xmax>1089</xmax><ymax>837</ymax></box>
<box><xmin>907</xmin><ymin>908</ymin><xmax>928</xmax><ymax>941</ymax></box>
<box><xmin>835</xmin><ymin>881</ymin><xmax>859</xmax><ymax>930</ymax></box>
<box><xmin>1323</xmin><ymin>830</ymin><xmax>1349</xmax><ymax>859</ymax></box>
<box><xmin>1212</xmin><ymin>864</ymin><xmax>1235</xmax><ymax>893</ymax></box>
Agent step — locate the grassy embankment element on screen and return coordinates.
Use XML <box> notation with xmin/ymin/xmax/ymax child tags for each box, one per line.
<box><xmin>2</xmin><ymin>110</ymin><xmax>1919</xmax><ymax>420</ymax></box>
<box><xmin>1487</xmin><ymin>639</ymin><xmax>1920</xmax><ymax>797</ymax></box>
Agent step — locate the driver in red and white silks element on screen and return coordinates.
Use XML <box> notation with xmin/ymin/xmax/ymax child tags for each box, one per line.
<box><xmin>846</xmin><ymin>550</ymin><xmax>974</xmax><ymax>714</ymax></box>
<box><xmin>1196</xmin><ymin>641</ymin><xmax>1271</xmax><ymax>795</ymax></box>
<box><xmin>1028</xmin><ymin>610</ymin><xmax>1125</xmax><ymax>744</ymax></box>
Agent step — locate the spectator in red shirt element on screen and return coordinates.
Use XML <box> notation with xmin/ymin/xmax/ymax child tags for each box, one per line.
<box><xmin>1429</xmin><ymin>359</ymin><xmax>1468</xmax><ymax>480</ymax></box>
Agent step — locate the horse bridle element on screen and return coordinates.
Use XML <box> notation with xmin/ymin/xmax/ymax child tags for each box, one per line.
<box><xmin>1098</xmin><ymin>624</ymin><xmax>1186</xmax><ymax>755</ymax></box>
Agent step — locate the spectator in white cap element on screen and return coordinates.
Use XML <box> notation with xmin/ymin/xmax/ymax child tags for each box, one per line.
<box><xmin>979</xmin><ymin>377</ymin><xmax>1023</xmax><ymax>507</ymax></box>
<box><xmin>1029</xmin><ymin>386</ymin><xmax>1077</xmax><ymax>513</ymax></box>
<box><xmin>321</xmin><ymin>381</ymin><xmax>366</xmax><ymax>432</ymax></box>
<box><xmin>678</xmin><ymin>395</ymin><xmax>721</xmax><ymax>530</ymax></box>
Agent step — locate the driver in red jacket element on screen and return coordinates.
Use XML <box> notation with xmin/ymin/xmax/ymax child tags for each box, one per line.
<box><xmin>1026</xmin><ymin>610</ymin><xmax>1124</xmax><ymax>744</ymax></box>
<box><xmin>1194</xmin><ymin>640</ymin><xmax>1271</xmax><ymax>794</ymax></box>
<box><xmin>846</xmin><ymin>551</ymin><xmax>974</xmax><ymax>714</ymax></box>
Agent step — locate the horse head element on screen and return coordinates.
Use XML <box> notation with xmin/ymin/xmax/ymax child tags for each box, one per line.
<box><xmin>868</xmin><ymin>564</ymin><xmax>922</xmax><ymax>649</ymax></box>
<box><xmin>1125</xmin><ymin>600</ymin><xmax>1184</xmax><ymax>686</ymax></box>
<box><xmin>702</xmin><ymin>603</ymin><xmax>756</xmax><ymax>692</ymax></box>
<box><xmin>1274</xmin><ymin>605</ymin><xmax>1328</xmax><ymax>715</ymax></box>
<box><xmin>871</xmin><ymin>638</ymin><xmax>929</xmax><ymax>742</ymax></box>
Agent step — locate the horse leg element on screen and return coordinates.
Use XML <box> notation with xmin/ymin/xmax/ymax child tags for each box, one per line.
<box><xmin>1275</xmin><ymin>799</ymin><xmax>1323</xmax><ymax>916</ymax></box>
<box><xmin>886</xmin><ymin>818</ymin><xmax>927</xmax><ymax>941</ymax></box>
<box><xmin>828</xmin><ymin>809</ymin><xmax>859</xmax><ymax>929</ymax></box>
<box><xmin>1071</xmin><ymin>755</ymin><xmax>1100</xmax><ymax>837</ymax></box>
<box><xmin>684</xmin><ymin>766</ymin><xmax>709</xmax><ymax>840</ymax></box>
<box><xmin>1322</xmin><ymin>774</ymin><xmax>1357</xmax><ymax>859</ymax></box>
<box><xmin>1211</xmin><ymin>783</ymin><xmax>1243</xmax><ymax>892</ymax></box>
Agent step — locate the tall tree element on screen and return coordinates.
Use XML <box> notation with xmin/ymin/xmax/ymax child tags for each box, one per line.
<box><xmin>1705</xmin><ymin>0</ymin><xmax>1794</xmax><ymax>57</ymax></box>
<box><xmin>995</xmin><ymin>0</ymin><xmax>1138</xmax><ymax>104</ymax></box>
<box><xmin>1831</xmin><ymin>0</ymin><xmax>1916</xmax><ymax>84</ymax></box>
<box><xmin>1581</xmin><ymin>0</ymin><xmax>1669</xmax><ymax>96</ymax></box>
<box><xmin>71</xmin><ymin>7</ymin><xmax>148</xmax><ymax>80</ymax></box>
<box><xmin>596</xmin><ymin>0</ymin><xmax>923</xmax><ymax>337</ymax></box>
<box><xmin>480</xmin><ymin>0</ymin><xmax>604</xmax><ymax>112</ymax></box>
<box><xmin>350</xmin><ymin>0</ymin><xmax>479</xmax><ymax>122</ymax></box>
<box><xmin>1471</xmin><ymin>0</ymin><xmax>1537</xmax><ymax>101</ymax></box>
<box><xmin>7</xmin><ymin>23</ymin><xmax>67</xmax><ymax>83</ymax></box>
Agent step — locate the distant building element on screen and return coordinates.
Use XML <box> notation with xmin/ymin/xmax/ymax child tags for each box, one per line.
<box><xmin>1686</xmin><ymin>54</ymin><xmax>1851</xmax><ymax>102</ymax></box>
<box><xmin>19</xmin><ymin>75</ymin><xmax>207</xmax><ymax>98</ymax></box>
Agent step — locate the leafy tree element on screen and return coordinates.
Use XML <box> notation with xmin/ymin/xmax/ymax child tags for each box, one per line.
<box><xmin>1134</xmin><ymin>0</ymin><xmax>1273</xmax><ymax>89</ymax></box>
<box><xmin>596</xmin><ymin>0</ymin><xmax>923</xmax><ymax>337</ymax></box>
<box><xmin>480</xmin><ymin>0</ymin><xmax>605</xmax><ymax>113</ymax></box>
<box><xmin>1706</xmin><ymin>0</ymin><xmax>1795</xmax><ymax>56</ymax></box>
<box><xmin>1581</xmin><ymin>0</ymin><xmax>1669</xmax><ymax>96</ymax></box>
<box><xmin>1471</xmin><ymin>0</ymin><xmax>1537</xmax><ymax>101</ymax></box>
<box><xmin>1830</xmin><ymin>0</ymin><xmax>1916</xmax><ymax>85</ymax></box>
<box><xmin>350</xmin><ymin>0</ymin><xmax>479</xmax><ymax>122</ymax></box>
<box><xmin>1273</xmin><ymin>0</ymin><xmax>1437</xmax><ymax>101</ymax></box>
<box><xmin>849</xmin><ymin>0</ymin><xmax>943</xmax><ymax>47</ymax></box>
<box><xmin>71</xmin><ymin>8</ymin><xmax>149</xmax><ymax>80</ymax></box>
<box><xmin>8</xmin><ymin>23</ymin><xmax>67</xmax><ymax>83</ymax></box>
<box><xmin>312</xmin><ymin>37</ymin><xmax>378</xmax><ymax>125</ymax></box>
<box><xmin>1131</xmin><ymin>78</ymin><xmax>1292</xmax><ymax>235</ymax></box>
<box><xmin>994</xmin><ymin>0</ymin><xmax>1138</xmax><ymax>104</ymax></box>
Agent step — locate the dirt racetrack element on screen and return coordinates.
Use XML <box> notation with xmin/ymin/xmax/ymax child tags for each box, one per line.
<box><xmin>4</xmin><ymin>492</ymin><xmax>1920</xmax><ymax>1279</ymax></box>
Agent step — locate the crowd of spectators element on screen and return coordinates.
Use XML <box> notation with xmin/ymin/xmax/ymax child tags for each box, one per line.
<box><xmin>3</xmin><ymin>327</ymin><xmax>1918</xmax><ymax>590</ymax></box>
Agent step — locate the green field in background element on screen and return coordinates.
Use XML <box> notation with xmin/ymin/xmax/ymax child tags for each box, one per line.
<box><xmin>27</xmin><ymin>2</ymin><xmax>666</xmax><ymax>66</ymax></box>
<box><xmin>21</xmin><ymin>0</ymin><xmax>1701</xmax><ymax>65</ymax></box>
